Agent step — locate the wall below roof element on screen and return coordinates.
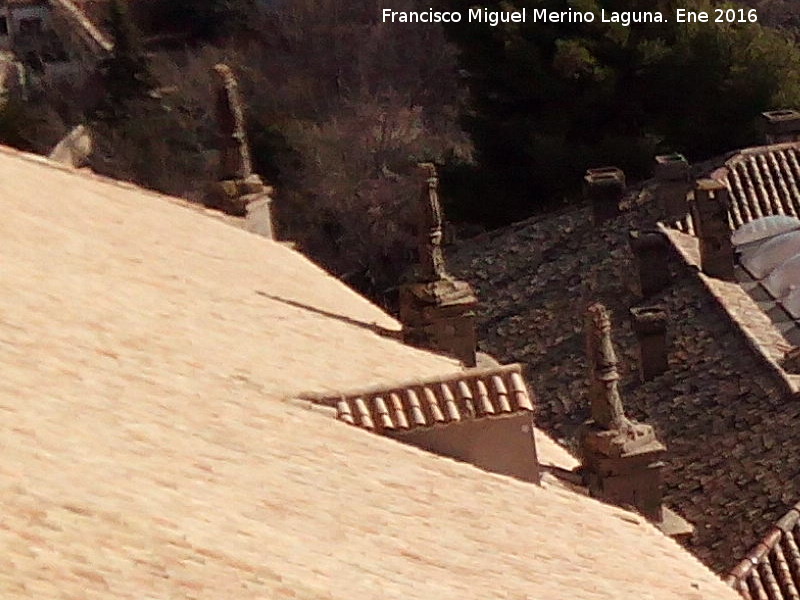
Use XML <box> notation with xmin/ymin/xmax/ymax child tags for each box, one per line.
<box><xmin>388</xmin><ymin>413</ymin><xmax>540</xmax><ymax>484</ymax></box>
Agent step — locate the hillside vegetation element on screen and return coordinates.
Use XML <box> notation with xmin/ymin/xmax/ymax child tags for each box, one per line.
<box><xmin>440</xmin><ymin>0</ymin><xmax>800</xmax><ymax>223</ymax></box>
<box><xmin>2</xmin><ymin>0</ymin><xmax>800</xmax><ymax>300</ymax></box>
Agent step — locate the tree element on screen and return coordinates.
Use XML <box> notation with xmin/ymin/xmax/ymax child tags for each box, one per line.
<box><xmin>0</xmin><ymin>93</ymin><xmax>65</xmax><ymax>154</ymax></box>
<box><xmin>439</xmin><ymin>0</ymin><xmax>800</xmax><ymax>224</ymax></box>
<box><xmin>0</xmin><ymin>96</ymin><xmax>37</xmax><ymax>149</ymax></box>
<box><xmin>98</xmin><ymin>0</ymin><xmax>154</xmax><ymax>114</ymax></box>
<box><xmin>139</xmin><ymin>0</ymin><xmax>258</xmax><ymax>42</ymax></box>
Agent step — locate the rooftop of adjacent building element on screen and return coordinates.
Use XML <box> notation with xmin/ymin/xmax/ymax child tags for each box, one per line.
<box><xmin>450</xmin><ymin>155</ymin><xmax>800</xmax><ymax>574</ymax></box>
<box><xmin>666</xmin><ymin>141</ymin><xmax>800</xmax><ymax>385</ymax></box>
<box><xmin>727</xmin><ymin>499</ymin><xmax>800</xmax><ymax>600</ymax></box>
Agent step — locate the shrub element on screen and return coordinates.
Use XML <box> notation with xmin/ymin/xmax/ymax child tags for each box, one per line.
<box><xmin>439</xmin><ymin>0</ymin><xmax>800</xmax><ymax>224</ymax></box>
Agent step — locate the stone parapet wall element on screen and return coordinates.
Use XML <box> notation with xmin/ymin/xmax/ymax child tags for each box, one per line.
<box><xmin>660</xmin><ymin>224</ymin><xmax>800</xmax><ymax>395</ymax></box>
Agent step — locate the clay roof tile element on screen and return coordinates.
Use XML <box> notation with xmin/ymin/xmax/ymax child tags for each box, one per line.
<box><xmin>770</xmin><ymin>543</ymin><xmax>797</xmax><ymax>599</ymax></box>
<box><xmin>509</xmin><ymin>371</ymin><xmax>534</xmax><ymax>412</ymax></box>
<box><xmin>666</xmin><ymin>142</ymin><xmax>800</xmax><ymax>235</ymax></box>
<box><xmin>353</xmin><ymin>398</ymin><xmax>375</xmax><ymax>431</ymax></box>
<box><xmin>759</xmin><ymin>559</ymin><xmax>784</xmax><ymax>600</ymax></box>
<box><xmin>389</xmin><ymin>393</ymin><xmax>409</xmax><ymax>430</ymax></box>
<box><xmin>441</xmin><ymin>383</ymin><xmax>461</xmax><ymax>422</ymax></box>
<box><xmin>492</xmin><ymin>375</ymin><xmax>512</xmax><ymax>413</ymax></box>
<box><xmin>405</xmin><ymin>389</ymin><xmax>427</xmax><ymax>427</ymax></box>
<box><xmin>474</xmin><ymin>379</ymin><xmax>495</xmax><ymax>416</ymax></box>
<box><xmin>456</xmin><ymin>380</ymin><xmax>476</xmax><ymax>419</ymax></box>
<box><xmin>729</xmin><ymin>506</ymin><xmax>800</xmax><ymax>600</ymax></box>
<box><xmin>783</xmin><ymin>528</ymin><xmax>800</xmax><ymax>566</ymax></box>
<box><xmin>777</xmin><ymin>509</ymin><xmax>800</xmax><ymax>533</ymax></box>
<box><xmin>372</xmin><ymin>396</ymin><xmax>394</xmax><ymax>430</ymax></box>
<box><xmin>737</xmin><ymin>582</ymin><xmax>755</xmax><ymax>600</ymax></box>
<box><xmin>336</xmin><ymin>399</ymin><xmax>355</xmax><ymax>425</ymax></box>
<box><xmin>422</xmin><ymin>386</ymin><xmax>446</xmax><ymax>424</ymax></box>
<box><xmin>748</xmin><ymin>569</ymin><xmax>770</xmax><ymax>600</ymax></box>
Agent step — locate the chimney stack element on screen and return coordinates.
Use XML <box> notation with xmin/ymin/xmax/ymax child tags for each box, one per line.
<box><xmin>630</xmin><ymin>306</ymin><xmax>669</xmax><ymax>381</ymax></box>
<box><xmin>760</xmin><ymin>109</ymin><xmax>800</xmax><ymax>144</ymax></box>
<box><xmin>694</xmin><ymin>179</ymin><xmax>735</xmax><ymax>281</ymax></box>
<box><xmin>578</xmin><ymin>303</ymin><xmax>666</xmax><ymax>523</ymax></box>
<box><xmin>206</xmin><ymin>64</ymin><xmax>274</xmax><ymax>233</ymax></box>
<box><xmin>399</xmin><ymin>164</ymin><xmax>478</xmax><ymax>367</ymax></box>
<box><xmin>653</xmin><ymin>154</ymin><xmax>691</xmax><ymax>216</ymax></box>
<box><xmin>629</xmin><ymin>230</ymin><xmax>671</xmax><ymax>298</ymax></box>
<box><xmin>584</xmin><ymin>167</ymin><xmax>625</xmax><ymax>225</ymax></box>
<box><xmin>783</xmin><ymin>347</ymin><xmax>800</xmax><ymax>374</ymax></box>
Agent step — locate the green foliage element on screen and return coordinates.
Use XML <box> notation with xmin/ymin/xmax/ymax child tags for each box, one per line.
<box><xmin>89</xmin><ymin>97</ymin><xmax>206</xmax><ymax>197</ymax></box>
<box><xmin>440</xmin><ymin>0</ymin><xmax>800</xmax><ymax>224</ymax></box>
<box><xmin>97</xmin><ymin>0</ymin><xmax>155</xmax><ymax>115</ymax></box>
<box><xmin>0</xmin><ymin>97</ymin><xmax>33</xmax><ymax>149</ymax></box>
<box><xmin>247</xmin><ymin>120</ymin><xmax>298</xmax><ymax>188</ymax></box>
<box><xmin>0</xmin><ymin>95</ymin><xmax>64</xmax><ymax>153</ymax></box>
<box><xmin>147</xmin><ymin>0</ymin><xmax>257</xmax><ymax>42</ymax></box>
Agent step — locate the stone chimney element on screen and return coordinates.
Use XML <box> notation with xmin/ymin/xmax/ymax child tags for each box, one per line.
<box><xmin>584</xmin><ymin>167</ymin><xmax>625</xmax><ymax>225</ymax></box>
<box><xmin>694</xmin><ymin>179</ymin><xmax>735</xmax><ymax>281</ymax></box>
<box><xmin>205</xmin><ymin>64</ymin><xmax>275</xmax><ymax>236</ymax></box>
<box><xmin>760</xmin><ymin>109</ymin><xmax>800</xmax><ymax>144</ymax></box>
<box><xmin>399</xmin><ymin>163</ymin><xmax>478</xmax><ymax>367</ymax></box>
<box><xmin>578</xmin><ymin>303</ymin><xmax>666</xmax><ymax>523</ymax></box>
<box><xmin>783</xmin><ymin>347</ymin><xmax>800</xmax><ymax>374</ymax></box>
<box><xmin>628</xmin><ymin>230</ymin><xmax>671</xmax><ymax>298</ymax></box>
<box><xmin>653</xmin><ymin>154</ymin><xmax>690</xmax><ymax>216</ymax></box>
<box><xmin>48</xmin><ymin>124</ymin><xmax>92</xmax><ymax>169</ymax></box>
<box><xmin>630</xmin><ymin>306</ymin><xmax>669</xmax><ymax>381</ymax></box>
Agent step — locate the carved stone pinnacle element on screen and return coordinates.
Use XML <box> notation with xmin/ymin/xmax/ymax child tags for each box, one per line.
<box><xmin>213</xmin><ymin>63</ymin><xmax>253</xmax><ymax>181</ymax></box>
<box><xmin>416</xmin><ymin>162</ymin><xmax>449</xmax><ymax>283</ymax></box>
<box><xmin>586</xmin><ymin>303</ymin><xmax>632</xmax><ymax>432</ymax></box>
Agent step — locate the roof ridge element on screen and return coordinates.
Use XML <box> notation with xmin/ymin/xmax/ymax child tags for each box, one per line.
<box><xmin>729</xmin><ymin>141</ymin><xmax>800</xmax><ymax>159</ymax></box>
<box><xmin>0</xmin><ymin>143</ymin><xmax>245</xmax><ymax>227</ymax></box>
<box><xmin>726</xmin><ymin>501</ymin><xmax>800</xmax><ymax>597</ymax></box>
<box><xmin>300</xmin><ymin>363</ymin><xmax>522</xmax><ymax>404</ymax></box>
<box><xmin>305</xmin><ymin>364</ymin><xmax>535</xmax><ymax>432</ymax></box>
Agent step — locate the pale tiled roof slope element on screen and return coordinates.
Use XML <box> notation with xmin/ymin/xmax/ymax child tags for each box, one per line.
<box><xmin>0</xmin><ymin>146</ymin><xmax>738</xmax><ymax>599</ymax></box>
<box><xmin>0</xmin><ymin>145</ymin><xmax>464</xmax><ymax>399</ymax></box>
<box><xmin>727</xmin><ymin>501</ymin><xmax>800</xmax><ymax>600</ymax></box>
<box><xmin>673</xmin><ymin>142</ymin><xmax>800</xmax><ymax>235</ymax></box>
<box><xmin>0</xmin><ymin>405</ymin><xmax>736</xmax><ymax>600</ymax></box>
<box><xmin>451</xmin><ymin>200</ymin><xmax>797</xmax><ymax>573</ymax></box>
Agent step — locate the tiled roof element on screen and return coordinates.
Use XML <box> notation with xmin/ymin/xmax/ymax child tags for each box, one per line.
<box><xmin>0</xmin><ymin>144</ymin><xmax>465</xmax><ymax>401</ymax></box>
<box><xmin>667</xmin><ymin>143</ymin><xmax>800</xmax><ymax>372</ymax></box>
<box><xmin>0</xmin><ymin>144</ymin><xmax>740</xmax><ymax>599</ymax></box>
<box><xmin>725</xmin><ymin>145</ymin><xmax>800</xmax><ymax>225</ymax></box>
<box><xmin>307</xmin><ymin>363</ymin><xmax>533</xmax><ymax>432</ymax></box>
<box><xmin>671</xmin><ymin>142</ymin><xmax>800</xmax><ymax>236</ymax></box>
<box><xmin>451</xmin><ymin>196</ymin><xmax>798</xmax><ymax>574</ymax></box>
<box><xmin>727</xmin><ymin>503</ymin><xmax>800</xmax><ymax>600</ymax></box>
<box><xmin>663</xmin><ymin>226</ymin><xmax>800</xmax><ymax>389</ymax></box>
